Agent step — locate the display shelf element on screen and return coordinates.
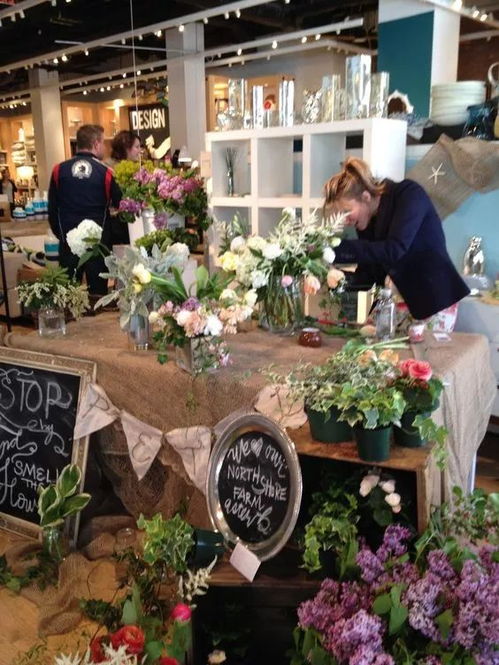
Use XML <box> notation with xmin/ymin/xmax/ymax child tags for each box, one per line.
<box><xmin>206</xmin><ymin>118</ymin><xmax>407</xmax><ymax>249</ymax></box>
<box><xmin>290</xmin><ymin>423</ymin><xmax>433</xmax><ymax>532</ymax></box>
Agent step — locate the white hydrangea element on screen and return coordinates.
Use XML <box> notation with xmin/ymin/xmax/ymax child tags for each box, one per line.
<box><xmin>262</xmin><ymin>242</ymin><xmax>283</xmax><ymax>260</ymax></box>
<box><xmin>246</xmin><ymin>235</ymin><xmax>267</xmax><ymax>252</ymax></box>
<box><xmin>204</xmin><ymin>314</ymin><xmax>224</xmax><ymax>337</ymax></box>
<box><xmin>251</xmin><ymin>270</ymin><xmax>269</xmax><ymax>289</ymax></box>
<box><xmin>166</xmin><ymin>242</ymin><xmax>190</xmax><ymax>267</ymax></box>
<box><xmin>66</xmin><ymin>219</ymin><xmax>102</xmax><ymax>257</ymax></box>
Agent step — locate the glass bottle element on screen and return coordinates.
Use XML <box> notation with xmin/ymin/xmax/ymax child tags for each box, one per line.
<box><xmin>375</xmin><ymin>288</ymin><xmax>395</xmax><ymax>341</ymax></box>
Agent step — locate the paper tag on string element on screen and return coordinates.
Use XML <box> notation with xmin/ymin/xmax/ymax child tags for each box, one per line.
<box><xmin>229</xmin><ymin>542</ymin><xmax>261</xmax><ymax>581</ymax></box>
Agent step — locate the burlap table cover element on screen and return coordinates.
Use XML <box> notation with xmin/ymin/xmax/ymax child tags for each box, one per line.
<box><xmin>3</xmin><ymin>314</ymin><xmax>495</xmax><ymax>514</ymax></box>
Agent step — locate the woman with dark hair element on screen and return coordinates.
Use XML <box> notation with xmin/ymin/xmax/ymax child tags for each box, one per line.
<box><xmin>106</xmin><ymin>130</ymin><xmax>141</xmax><ymax>168</ymax></box>
<box><xmin>324</xmin><ymin>157</ymin><xmax>469</xmax><ymax>320</ymax></box>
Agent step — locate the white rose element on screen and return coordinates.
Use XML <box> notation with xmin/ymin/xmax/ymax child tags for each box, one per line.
<box><xmin>208</xmin><ymin>651</ymin><xmax>227</xmax><ymax>665</ymax></box>
<box><xmin>132</xmin><ymin>263</ymin><xmax>152</xmax><ymax>284</ymax></box>
<box><xmin>204</xmin><ymin>314</ymin><xmax>223</xmax><ymax>337</ymax></box>
<box><xmin>175</xmin><ymin>309</ymin><xmax>193</xmax><ymax>327</ymax></box>
<box><xmin>262</xmin><ymin>243</ymin><xmax>283</xmax><ymax>260</ymax></box>
<box><xmin>359</xmin><ymin>474</ymin><xmax>379</xmax><ymax>497</ymax></box>
<box><xmin>244</xmin><ymin>289</ymin><xmax>258</xmax><ymax>308</ymax></box>
<box><xmin>251</xmin><ymin>270</ymin><xmax>269</xmax><ymax>289</ymax></box>
<box><xmin>148</xmin><ymin>311</ymin><xmax>160</xmax><ymax>324</ymax></box>
<box><xmin>220</xmin><ymin>288</ymin><xmax>237</xmax><ymax>302</ymax></box>
<box><xmin>323</xmin><ymin>247</ymin><xmax>336</xmax><ymax>264</ymax></box>
<box><xmin>379</xmin><ymin>480</ymin><xmax>396</xmax><ymax>494</ymax></box>
<box><xmin>230</xmin><ymin>236</ymin><xmax>246</xmax><ymax>254</ymax></box>
<box><xmin>385</xmin><ymin>492</ymin><xmax>401</xmax><ymax>508</ymax></box>
<box><xmin>246</xmin><ymin>235</ymin><xmax>266</xmax><ymax>252</ymax></box>
<box><xmin>391</xmin><ymin>504</ymin><xmax>402</xmax><ymax>514</ymax></box>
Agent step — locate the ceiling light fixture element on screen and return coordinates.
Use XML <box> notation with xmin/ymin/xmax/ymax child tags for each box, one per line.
<box><xmin>224</xmin><ymin>11</ymin><xmax>230</xmax><ymax>19</ymax></box>
<box><xmin>53</xmin><ymin>57</ymin><xmax>59</xmax><ymax>64</ymax></box>
<box><xmin>237</xmin><ymin>48</ymin><xmax>242</xmax><ymax>55</ymax></box>
<box><xmin>84</xmin><ymin>49</ymin><xmax>89</xmax><ymax>56</ymax></box>
<box><xmin>10</xmin><ymin>14</ymin><xmax>15</xmax><ymax>22</ymax></box>
<box><xmin>136</xmin><ymin>70</ymin><xmax>141</xmax><ymax>75</ymax></box>
<box><xmin>121</xmin><ymin>38</ymin><xmax>126</xmax><ymax>44</ymax></box>
<box><xmin>156</xmin><ymin>30</ymin><xmax>162</xmax><ymax>37</ymax></box>
<box><xmin>480</xmin><ymin>12</ymin><xmax>488</xmax><ymax>20</ymax></box>
<box><xmin>120</xmin><ymin>83</ymin><xmax>124</xmax><ymax>88</ymax></box>
<box><xmin>272</xmin><ymin>40</ymin><xmax>278</xmax><ymax>49</ymax></box>
<box><xmin>178</xmin><ymin>24</ymin><xmax>184</xmax><ymax>32</ymax></box>
<box><xmin>235</xmin><ymin>8</ymin><xmax>241</xmax><ymax>17</ymax></box>
<box><xmin>83</xmin><ymin>90</ymin><xmax>88</xmax><ymax>95</ymax></box>
<box><xmin>19</xmin><ymin>10</ymin><xmax>25</xmax><ymax>18</ymax></box>
<box><xmin>61</xmin><ymin>54</ymin><xmax>68</xmax><ymax>62</ymax></box>
<box><xmin>203</xmin><ymin>17</ymin><xmax>208</xmax><ymax>24</ymax></box>
<box><xmin>138</xmin><ymin>34</ymin><xmax>143</xmax><ymax>40</ymax></box>
<box><xmin>315</xmin><ymin>33</ymin><xmax>321</xmax><ymax>40</ymax></box>
<box><xmin>122</xmin><ymin>72</ymin><xmax>127</xmax><ymax>77</ymax></box>
<box><xmin>301</xmin><ymin>36</ymin><xmax>307</xmax><ymax>43</ymax></box>
<box><xmin>100</xmin><ymin>87</ymin><xmax>104</xmax><ymax>92</ymax></box>
<box><xmin>106</xmin><ymin>85</ymin><xmax>111</xmax><ymax>90</ymax></box>
<box><xmin>284</xmin><ymin>0</ymin><xmax>290</xmax><ymax>3</ymax></box>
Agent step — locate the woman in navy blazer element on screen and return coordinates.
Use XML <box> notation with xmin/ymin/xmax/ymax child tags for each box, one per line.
<box><xmin>324</xmin><ymin>158</ymin><xmax>469</xmax><ymax>320</ymax></box>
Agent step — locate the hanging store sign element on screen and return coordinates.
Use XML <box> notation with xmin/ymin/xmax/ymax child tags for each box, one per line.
<box><xmin>128</xmin><ymin>103</ymin><xmax>170</xmax><ymax>159</ymax></box>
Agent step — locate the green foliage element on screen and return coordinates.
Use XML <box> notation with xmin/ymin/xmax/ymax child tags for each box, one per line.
<box><xmin>135</xmin><ymin>227</ymin><xmax>200</xmax><ymax>253</ymax></box>
<box><xmin>412</xmin><ymin>414</ymin><xmax>448</xmax><ymax>470</ymax></box>
<box><xmin>79</xmin><ymin>598</ymin><xmax>122</xmax><ymax>631</ymax></box>
<box><xmin>216</xmin><ymin>212</ymin><xmax>251</xmax><ymax>254</ymax></box>
<box><xmin>335</xmin><ymin>382</ymin><xmax>406</xmax><ymax>429</ymax></box>
<box><xmin>37</xmin><ymin>464</ymin><xmax>90</xmax><ymax>528</ymax></box>
<box><xmin>288</xmin><ymin>626</ymin><xmax>336</xmax><ymax>665</ymax></box>
<box><xmin>137</xmin><ymin>512</ymin><xmax>195</xmax><ymax>574</ymax></box>
<box><xmin>17</xmin><ymin>266</ymin><xmax>90</xmax><ymax>318</ymax></box>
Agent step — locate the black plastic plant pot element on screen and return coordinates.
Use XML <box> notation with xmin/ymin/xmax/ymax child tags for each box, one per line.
<box><xmin>190</xmin><ymin>528</ymin><xmax>226</xmax><ymax>567</ymax></box>
<box><xmin>306</xmin><ymin>405</ymin><xmax>352</xmax><ymax>444</ymax></box>
<box><xmin>393</xmin><ymin>411</ymin><xmax>430</xmax><ymax>448</ymax></box>
<box><xmin>353</xmin><ymin>426</ymin><xmax>392</xmax><ymax>462</ymax></box>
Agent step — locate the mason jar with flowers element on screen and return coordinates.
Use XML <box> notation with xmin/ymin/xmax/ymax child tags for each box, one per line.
<box><xmin>217</xmin><ymin>208</ymin><xmax>346</xmax><ymax>335</ymax></box>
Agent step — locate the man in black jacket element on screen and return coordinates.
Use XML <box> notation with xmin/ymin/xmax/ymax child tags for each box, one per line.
<box><xmin>48</xmin><ymin>124</ymin><xmax>121</xmax><ymax>295</ymax></box>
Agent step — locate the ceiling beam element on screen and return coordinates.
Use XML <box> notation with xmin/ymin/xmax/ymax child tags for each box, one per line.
<box><xmin>0</xmin><ymin>0</ymin><xmax>49</xmax><ymax>21</ymax></box>
<box><xmin>417</xmin><ymin>0</ymin><xmax>499</xmax><ymax>29</ymax></box>
<box><xmin>460</xmin><ymin>28</ymin><xmax>499</xmax><ymax>40</ymax></box>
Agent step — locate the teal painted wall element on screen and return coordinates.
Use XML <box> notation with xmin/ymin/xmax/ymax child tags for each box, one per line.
<box><xmin>378</xmin><ymin>12</ymin><xmax>434</xmax><ymax>117</ymax></box>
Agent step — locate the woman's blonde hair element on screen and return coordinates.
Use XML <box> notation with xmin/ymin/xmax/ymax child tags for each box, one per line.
<box><xmin>324</xmin><ymin>157</ymin><xmax>385</xmax><ymax>208</ymax></box>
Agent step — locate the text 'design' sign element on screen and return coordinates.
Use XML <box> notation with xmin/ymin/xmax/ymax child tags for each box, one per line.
<box><xmin>0</xmin><ymin>350</ymin><xmax>94</xmax><ymax>538</ymax></box>
<box><xmin>207</xmin><ymin>413</ymin><xmax>302</xmax><ymax>561</ymax></box>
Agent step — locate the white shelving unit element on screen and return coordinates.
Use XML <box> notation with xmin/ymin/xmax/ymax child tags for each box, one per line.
<box><xmin>205</xmin><ymin>118</ymin><xmax>407</xmax><ymax>248</ymax></box>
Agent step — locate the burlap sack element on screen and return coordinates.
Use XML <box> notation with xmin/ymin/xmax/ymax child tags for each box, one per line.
<box><xmin>407</xmin><ymin>134</ymin><xmax>499</xmax><ymax>219</ymax></box>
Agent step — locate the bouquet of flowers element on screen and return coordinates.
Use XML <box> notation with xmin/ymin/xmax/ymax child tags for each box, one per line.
<box><xmin>17</xmin><ymin>265</ymin><xmax>89</xmax><ymax>319</ymax></box>
<box><xmin>114</xmin><ymin>160</ymin><xmax>212</xmax><ymax>232</ymax></box>
<box><xmin>147</xmin><ymin>265</ymin><xmax>256</xmax><ymax>371</ymax></box>
<box><xmin>94</xmin><ymin>243</ymin><xmax>190</xmax><ymax>330</ymax></box>
<box><xmin>217</xmin><ymin>208</ymin><xmax>346</xmax><ymax>333</ymax></box>
<box><xmin>293</xmin><ymin>523</ymin><xmax>499</xmax><ymax>665</ymax></box>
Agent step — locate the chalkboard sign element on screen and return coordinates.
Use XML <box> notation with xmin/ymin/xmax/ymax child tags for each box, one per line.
<box><xmin>0</xmin><ymin>348</ymin><xmax>95</xmax><ymax>541</ymax></box>
<box><xmin>206</xmin><ymin>413</ymin><xmax>302</xmax><ymax>561</ymax></box>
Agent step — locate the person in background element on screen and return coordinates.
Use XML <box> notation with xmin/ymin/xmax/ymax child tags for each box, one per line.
<box><xmin>105</xmin><ymin>130</ymin><xmax>141</xmax><ymax>245</ymax></box>
<box><xmin>0</xmin><ymin>167</ymin><xmax>17</xmax><ymax>214</ymax></box>
<box><xmin>48</xmin><ymin>124</ymin><xmax>121</xmax><ymax>296</ymax></box>
<box><xmin>324</xmin><ymin>157</ymin><xmax>470</xmax><ymax>321</ymax></box>
<box><xmin>106</xmin><ymin>130</ymin><xmax>141</xmax><ymax>169</ymax></box>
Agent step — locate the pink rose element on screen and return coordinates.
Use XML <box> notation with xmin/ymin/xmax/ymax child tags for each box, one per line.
<box><xmin>327</xmin><ymin>268</ymin><xmax>345</xmax><ymax>289</ymax></box>
<box><xmin>407</xmin><ymin>360</ymin><xmax>432</xmax><ymax>382</ymax></box>
<box><xmin>170</xmin><ymin>603</ymin><xmax>192</xmax><ymax>622</ymax></box>
<box><xmin>281</xmin><ymin>275</ymin><xmax>293</xmax><ymax>288</ymax></box>
<box><xmin>398</xmin><ymin>359</ymin><xmax>415</xmax><ymax>377</ymax></box>
<box><xmin>303</xmin><ymin>274</ymin><xmax>321</xmax><ymax>295</ymax></box>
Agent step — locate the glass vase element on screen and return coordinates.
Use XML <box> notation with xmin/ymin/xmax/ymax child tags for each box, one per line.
<box><xmin>226</xmin><ymin>168</ymin><xmax>234</xmax><ymax>196</ymax></box>
<box><xmin>42</xmin><ymin>525</ymin><xmax>68</xmax><ymax>563</ymax></box>
<box><xmin>38</xmin><ymin>307</ymin><xmax>66</xmax><ymax>337</ymax></box>
<box><xmin>128</xmin><ymin>313</ymin><xmax>149</xmax><ymax>351</ymax></box>
<box><xmin>175</xmin><ymin>336</ymin><xmax>228</xmax><ymax>375</ymax></box>
<box><xmin>260</xmin><ymin>276</ymin><xmax>303</xmax><ymax>335</ymax></box>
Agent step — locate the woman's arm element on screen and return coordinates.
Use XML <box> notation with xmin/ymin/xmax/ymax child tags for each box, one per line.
<box><xmin>335</xmin><ymin>181</ymin><xmax>431</xmax><ymax>266</ymax></box>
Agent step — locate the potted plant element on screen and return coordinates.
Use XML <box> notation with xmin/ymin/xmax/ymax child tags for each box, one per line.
<box><xmin>393</xmin><ymin>358</ymin><xmax>445</xmax><ymax>448</ymax></box>
<box><xmin>17</xmin><ymin>265</ymin><xmax>89</xmax><ymax>336</ymax></box>
<box><xmin>37</xmin><ymin>464</ymin><xmax>91</xmax><ymax>561</ymax></box>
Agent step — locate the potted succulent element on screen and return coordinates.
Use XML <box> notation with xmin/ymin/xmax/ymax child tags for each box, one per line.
<box><xmin>393</xmin><ymin>358</ymin><xmax>445</xmax><ymax>448</ymax></box>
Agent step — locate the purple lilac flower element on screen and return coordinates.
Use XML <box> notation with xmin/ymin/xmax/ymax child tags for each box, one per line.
<box><xmin>357</xmin><ymin>547</ymin><xmax>385</xmax><ymax>584</ymax></box>
<box><xmin>134</xmin><ymin>167</ymin><xmax>154</xmax><ymax>185</ymax></box>
<box><xmin>154</xmin><ymin>211</ymin><xmax>169</xmax><ymax>230</ymax></box>
<box><xmin>118</xmin><ymin>198</ymin><xmax>143</xmax><ymax>215</ymax></box>
<box><xmin>377</xmin><ymin>525</ymin><xmax>412</xmax><ymax>560</ymax></box>
<box><xmin>325</xmin><ymin>609</ymin><xmax>385</xmax><ymax>663</ymax></box>
<box><xmin>349</xmin><ymin>644</ymin><xmax>394</xmax><ymax>665</ymax></box>
<box><xmin>182</xmin><ymin>297</ymin><xmax>201</xmax><ymax>311</ymax></box>
<box><xmin>420</xmin><ymin>657</ymin><xmax>442</xmax><ymax>665</ymax></box>
<box><xmin>427</xmin><ymin>550</ymin><xmax>456</xmax><ymax>582</ymax></box>
<box><xmin>404</xmin><ymin>573</ymin><xmax>444</xmax><ymax>642</ymax></box>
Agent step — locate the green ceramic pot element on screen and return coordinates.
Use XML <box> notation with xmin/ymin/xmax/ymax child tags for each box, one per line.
<box><xmin>190</xmin><ymin>528</ymin><xmax>225</xmax><ymax>567</ymax></box>
<box><xmin>306</xmin><ymin>405</ymin><xmax>352</xmax><ymax>444</ymax></box>
<box><xmin>353</xmin><ymin>426</ymin><xmax>392</xmax><ymax>462</ymax></box>
<box><xmin>393</xmin><ymin>411</ymin><xmax>430</xmax><ymax>448</ymax></box>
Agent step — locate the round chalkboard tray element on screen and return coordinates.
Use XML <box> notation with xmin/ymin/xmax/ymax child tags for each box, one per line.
<box><xmin>206</xmin><ymin>412</ymin><xmax>302</xmax><ymax>561</ymax></box>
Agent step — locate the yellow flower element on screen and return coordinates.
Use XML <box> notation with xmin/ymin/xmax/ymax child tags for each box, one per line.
<box><xmin>132</xmin><ymin>263</ymin><xmax>152</xmax><ymax>285</ymax></box>
<box><xmin>218</xmin><ymin>251</ymin><xmax>238</xmax><ymax>273</ymax></box>
<box><xmin>133</xmin><ymin>283</ymin><xmax>143</xmax><ymax>294</ymax></box>
<box><xmin>379</xmin><ymin>349</ymin><xmax>399</xmax><ymax>365</ymax></box>
<box><xmin>358</xmin><ymin>350</ymin><xmax>377</xmax><ymax>366</ymax></box>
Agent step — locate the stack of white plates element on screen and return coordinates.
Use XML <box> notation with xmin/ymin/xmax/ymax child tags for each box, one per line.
<box><xmin>430</xmin><ymin>81</ymin><xmax>486</xmax><ymax>126</ymax></box>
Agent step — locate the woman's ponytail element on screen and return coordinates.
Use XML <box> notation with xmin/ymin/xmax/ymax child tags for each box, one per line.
<box><xmin>323</xmin><ymin>157</ymin><xmax>385</xmax><ymax>209</ymax></box>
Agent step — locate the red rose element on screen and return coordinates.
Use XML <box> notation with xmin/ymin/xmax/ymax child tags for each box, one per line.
<box><xmin>407</xmin><ymin>360</ymin><xmax>432</xmax><ymax>382</ymax></box>
<box><xmin>89</xmin><ymin>636</ymin><xmax>106</xmax><ymax>663</ymax></box>
<box><xmin>159</xmin><ymin>658</ymin><xmax>180</xmax><ymax>665</ymax></box>
<box><xmin>110</xmin><ymin>625</ymin><xmax>145</xmax><ymax>655</ymax></box>
<box><xmin>170</xmin><ymin>602</ymin><xmax>192</xmax><ymax>622</ymax></box>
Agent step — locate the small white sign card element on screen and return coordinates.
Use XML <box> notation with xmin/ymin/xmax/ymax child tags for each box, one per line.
<box><xmin>230</xmin><ymin>542</ymin><xmax>261</xmax><ymax>582</ymax></box>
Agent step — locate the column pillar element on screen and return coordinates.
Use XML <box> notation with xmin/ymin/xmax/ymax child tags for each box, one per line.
<box><xmin>166</xmin><ymin>22</ymin><xmax>206</xmax><ymax>161</ymax></box>
<box><xmin>28</xmin><ymin>68</ymin><xmax>65</xmax><ymax>191</ymax></box>
<box><xmin>378</xmin><ymin>0</ymin><xmax>460</xmax><ymax>116</ymax></box>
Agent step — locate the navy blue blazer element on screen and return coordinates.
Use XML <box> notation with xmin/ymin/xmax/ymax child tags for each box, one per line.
<box><xmin>334</xmin><ymin>179</ymin><xmax>470</xmax><ymax>320</ymax></box>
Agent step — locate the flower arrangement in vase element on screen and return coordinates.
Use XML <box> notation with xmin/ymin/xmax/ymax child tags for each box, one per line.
<box><xmin>147</xmin><ymin>265</ymin><xmax>256</xmax><ymax>372</ymax></box>
<box><xmin>217</xmin><ymin>208</ymin><xmax>346</xmax><ymax>335</ymax></box>
<box><xmin>114</xmin><ymin>160</ymin><xmax>212</xmax><ymax>235</ymax></box>
<box><xmin>17</xmin><ymin>265</ymin><xmax>89</xmax><ymax>336</ymax></box>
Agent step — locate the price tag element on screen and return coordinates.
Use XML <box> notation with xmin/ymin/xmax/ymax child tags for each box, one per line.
<box><xmin>230</xmin><ymin>542</ymin><xmax>261</xmax><ymax>581</ymax></box>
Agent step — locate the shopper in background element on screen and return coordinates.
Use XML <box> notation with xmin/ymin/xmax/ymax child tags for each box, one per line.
<box><xmin>106</xmin><ymin>130</ymin><xmax>141</xmax><ymax>169</ymax></box>
<box><xmin>323</xmin><ymin>157</ymin><xmax>469</xmax><ymax>321</ymax></box>
<box><xmin>0</xmin><ymin>166</ymin><xmax>17</xmax><ymax>214</ymax></box>
<box><xmin>48</xmin><ymin>124</ymin><xmax>121</xmax><ymax>296</ymax></box>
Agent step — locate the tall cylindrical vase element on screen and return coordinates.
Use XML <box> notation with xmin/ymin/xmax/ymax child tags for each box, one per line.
<box><xmin>128</xmin><ymin>313</ymin><xmax>149</xmax><ymax>351</ymax></box>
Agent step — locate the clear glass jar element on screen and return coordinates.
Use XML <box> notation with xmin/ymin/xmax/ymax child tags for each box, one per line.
<box><xmin>38</xmin><ymin>307</ymin><xmax>66</xmax><ymax>337</ymax></box>
<box><xmin>260</xmin><ymin>275</ymin><xmax>303</xmax><ymax>335</ymax></box>
<box><xmin>128</xmin><ymin>313</ymin><xmax>149</xmax><ymax>351</ymax></box>
<box><xmin>175</xmin><ymin>336</ymin><xmax>227</xmax><ymax>375</ymax></box>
